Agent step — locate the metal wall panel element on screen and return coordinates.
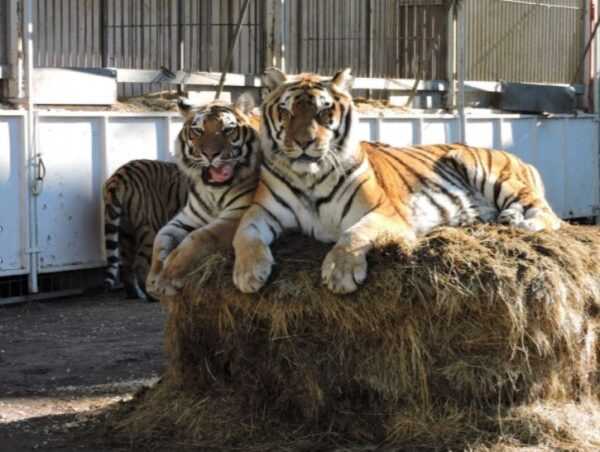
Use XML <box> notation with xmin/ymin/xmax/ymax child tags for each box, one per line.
<box><xmin>35</xmin><ymin>117</ymin><xmax>106</xmax><ymax>272</ymax></box>
<box><xmin>0</xmin><ymin>111</ymin><xmax>597</xmax><ymax>278</ymax></box>
<box><xmin>0</xmin><ymin>114</ymin><xmax>28</xmax><ymax>276</ymax></box>
<box><xmin>464</xmin><ymin>0</ymin><xmax>584</xmax><ymax>84</ymax></box>
<box><xmin>106</xmin><ymin>116</ymin><xmax>171</xmax><ymax>174</ymax></box>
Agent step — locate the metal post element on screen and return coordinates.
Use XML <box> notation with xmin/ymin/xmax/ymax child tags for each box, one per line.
<box><xmin>215</xmin><ymin>0</ymin><xmax>252</xmax><ymax>100</ymax></box>
<box><xmin>23</xmin><ymin>0</ymin><xmax>39</xmax><ymax>293</ymax></box>
<box><xmin>177</xmin><ymin>0</ymin><xmax>184</xmax><ymax>93</ymax></box>
<box><xmin>5</xmin><ymin>0</ymin><xmax>21</xmax><ymax>101</ymax></box>
<box><xmin>280</xmin><ymin>0</ymin><xmax>286</xmax><ymax>72</ymax></box>
<box><xmin>446</xmin><ymin>0</ymin><xmax>457</xmax><ymax>111</ymax></box>
<box><xmin>367</xmin><ymin>0</ymin><xmax>374</xmax><ymax>98</ymax></box>
<box><xmin>457</xmin><ymin>0</ymin><xmax>466</xmax><ymax>144</ymax></box>
<box><xmin>100</xmin><ymin>0</ymin><xmax>108</xmax><ymax>67</ymax></box>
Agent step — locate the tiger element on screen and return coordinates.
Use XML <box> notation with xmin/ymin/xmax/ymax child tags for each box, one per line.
<box><xmin>232</xmin><ymin>68</ymin><xmax>562</xmax><ymax>294</ymax></box>
<box><xmin>102</xmin><ymin>159</ymin><xmax>189</xmax><ymax>302</ymax></box>
<box><xmin>146</xmin><ymin>95</ymin><xmax>261</xmax><ymax>297</ymax></box>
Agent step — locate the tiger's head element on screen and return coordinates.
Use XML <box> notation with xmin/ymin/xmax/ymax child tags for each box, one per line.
<box><xmin>261</xmin><ymin>68</ymin><xmax>358</xmax><ymax>175</ymax></box>
<box><xmin>176</xmin><ymin>95</ymin><xmax>259</xmax><ymax>186</ymax></box>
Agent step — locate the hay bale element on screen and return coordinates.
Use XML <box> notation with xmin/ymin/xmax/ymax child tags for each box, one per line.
<box><xmin>116</xmin><ymin>224</ymin><xmax>600</xmax><ymax>450</ymax></box>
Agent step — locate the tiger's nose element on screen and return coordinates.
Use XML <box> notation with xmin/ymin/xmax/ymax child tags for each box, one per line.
<box><xmin>294</xmin><ymin>138</ymin><xmax>315</xmax><ymax>150</ymax></box>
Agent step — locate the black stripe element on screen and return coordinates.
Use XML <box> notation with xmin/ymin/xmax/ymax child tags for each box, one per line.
<box><xmin>105</xmin><ymin>240</ymin><xmax>119</xmax><ymax>250</ymax></box>
<box><xmin>104</xmin><ymin>223</ymin><xmax>119</xmax><ymax>234</ymax></box>
<box><xmin>189</xmin><ymin>183</ymin><xmax>212</xmax><ymax>214</ymax></box>
<box><xmin>252</xmin><ymin>202</ymin><xmax>284</xmax><ymax>233</ymax></box>
<box><xmin>309</xmin><ymin>166</ymin><xmax>335</xmax><ymax>190</ymax></box>
<box><xmin>223</xmin><ymin>187</ymin><xmax>256</xmax><ymax>209</ymax></box>
<box><xmin>398</xmin><ymin>150</ymin><xmax>465</xmax><ymax>208</ymax></box>
<box><xmin>262</xmin><ymin>161</ymin><xmax>305</xmax><ymax>199</ymax></box>
<box><xmin>172</xmin><ymin>220</ymin><xmax>195</xmax><ymax>233</ymax></box>
<box><xmin>187</xmin><ymin>201</ymin><xmax>210</xmax><ymax>224</ymax></box>
<box><xmin>107</xmin><ymin>256</ymin><xmax>119</xmax><ymax>264</ymax></box>
<box><xmin>341</xmin><ymin>177</ymin><xmax>370</xmax><ymax>221</ymax></box>
<box><xmin>314</xmin><ymin>158</ymin><xmax>364</xmax><ymax>209</ymax></box>
<box><xmin>106</xmin><ymin>204</ymin><xmax>120</xmax><ymax>219</ymax></box>
<box><xmin>261</xmin><ymin>182</ymin><xmax>301</xmax><ymax>228</ymax></box>
<box><xmin>378</xmin><ymin>150</ymin><xmax>449</xmax><ymax>222</ymax></box>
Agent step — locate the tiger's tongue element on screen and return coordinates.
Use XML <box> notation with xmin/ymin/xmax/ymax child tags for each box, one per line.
<box><xmin>208</xmin><ymin>164</ymin><xmax>234</xmax><ymax>183</ymax></box>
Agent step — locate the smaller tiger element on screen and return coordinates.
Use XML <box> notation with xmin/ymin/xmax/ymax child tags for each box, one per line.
<box><xmin>102</xmin><ymin>159</ymin><xmax>189</xmax><ymax>301</ymax></box>
<box><xmin>146</xmin><ymin>95</ymin><xmax>261</xmax><ymax>297</ymax></box>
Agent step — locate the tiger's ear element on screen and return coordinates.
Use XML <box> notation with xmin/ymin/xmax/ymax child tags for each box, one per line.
<box><xmin>234</xmin><ymin>92</ymin><xmax>256</xmax><ymax>115</ymax></box>
<box><xmin>262</xmin><ymin>67</ymin><xmax>287</xmax><ymax>92</ymax></box>
<box><xmin>177</xmin><ymin>97</ymin><xmax>196</xmax><ymax>120</ymax></box>
<box><xmin>331</xmin><ymin>68</ymin><xmax>353</xmax><ymax>92</ymax></box>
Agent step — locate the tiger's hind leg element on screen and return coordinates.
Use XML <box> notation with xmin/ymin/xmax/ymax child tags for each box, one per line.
<box><xmin>495</xmin><ymin>163</ymin><xmax>561</xmax><ymax>232</ymax></box>
<box><xmin>119</xmin><ymin>229</ymin><xmax>141</xmax><ymax>299</ymax></box>
<box><xmin>132</xmin><ymin>229</ymin><xmax>158</xmax><ymax>302</ymax></box>
<box><xmin>447</xmin><ymin>148</ymin><xmax>561</xmax><ymax>232</ymax></box>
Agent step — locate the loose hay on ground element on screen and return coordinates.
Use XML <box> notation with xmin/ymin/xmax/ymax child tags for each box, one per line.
<box><xmin>114</xmin><ymin>224</ymin><xmax>600</xmax><ymax>451</ymax></box>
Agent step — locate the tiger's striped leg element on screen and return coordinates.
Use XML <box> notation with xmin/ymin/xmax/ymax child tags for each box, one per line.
<box><xmin>146</xmin><ymin>213</ymin><xmax>194</xmax><ymax>297</ymax></box>
<box><xmin>158</xmin><ymin>219</ymin><xmax>240</xmax><ymax>296</ymax></box>
<box><xmin>496</xmin><ymin>164</ymin><xmax>561</xmax><ymax>232</ymax></box>
<box><xmin>233</xmin><ymin>204</ymin><xmax>291</xmax><ymax>293</ymax></box>
<box><xmin>322</xmin><ymin>210</ymin><xmax>415</xmax><ymax>294</ymax></box>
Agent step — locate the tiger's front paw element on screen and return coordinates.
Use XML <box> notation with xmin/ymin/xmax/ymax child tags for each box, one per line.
<box><xmin>145</xmin><ymin>259</ymin><xmax>164</xmax><ymax>298</ymax></box>
<box><xmin>233</xmin><ymin>240</ymin><xmax>274</xmax><ymax>293</ymax></box>
<box><xmin>321</xmin><ymin>245</ymin><xmax>368</xmax><ymax>294</ymax></box>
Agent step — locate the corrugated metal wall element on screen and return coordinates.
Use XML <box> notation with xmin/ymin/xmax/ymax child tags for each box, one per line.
<box><xmin>0</xmin><ymin>2</ymin><xmax>9</xmax><ymax>65</ymax></box>
<box><xmin>31</xmin><ymin>0</ymin><xmax>266</xmax><ymax>96</ymax></box>
<box><xmin>284</xmin><ymin>0</ymin><xmax>448</xmax><ymax>79</ymax></box>
<box><xmin>464</xmin><ymin>0</ymin><xmax>584</xmax><ymax>84</ymax></box>
<box><xmin>0</xmin><ymin>0</ymin><xmax>590</xmax><ymax>97</ymax></box>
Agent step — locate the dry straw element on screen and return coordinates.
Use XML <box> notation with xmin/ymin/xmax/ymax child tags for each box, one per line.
<box><xmin>115</xmin><ymin>224</ymin><xmax>600</xmax><ymax>451</ymax></box>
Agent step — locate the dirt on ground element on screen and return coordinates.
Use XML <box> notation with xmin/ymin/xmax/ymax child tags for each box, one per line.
<box><xmin>0</xmin><ymin>291</ymin><xmax>167</xmax><ymax>451</ymax></box>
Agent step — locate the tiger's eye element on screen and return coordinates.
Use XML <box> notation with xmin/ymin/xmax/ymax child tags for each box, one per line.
<box><xmin>317</xmin><ymin>108</ymin><xmax>332</xmax><ymax>124</ymax></box>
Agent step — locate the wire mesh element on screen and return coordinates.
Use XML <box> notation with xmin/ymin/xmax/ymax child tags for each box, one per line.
<box><xmin>0</xmin><ymin>268</ymin><xmax>104</xmax><ymax>300</ymax></box>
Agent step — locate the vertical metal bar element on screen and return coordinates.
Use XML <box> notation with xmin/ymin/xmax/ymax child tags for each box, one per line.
<box><xmin>6</xmin><ymin>0</ymin><xmax>21</xmax><ymax>100</ymax></box>
<box><xmin>23</xmin><ymin>0</ymin><xmax>39</xmax><ymax>293</ymax></box>
<box><xmin>457</xmin><ymin>0</ymin><xmax>466</xmax><ymax>144</ymax></box>
<box><xmin>366</xmin><ymin>0</ymin><xmax>373</xmax><ymax>94</ymax></box>
<box><xmin>100</xmin><ymin>0</ymin><xmax>107</xmax><ymax>66</ymax></box>
<box><xmin>446</xmin><ymin>0</ymin><xmax>457</xmax><ymax>111</ymax></box>
<box><xmin>177</xmin><ymin>0</ymin><xmax>184</xmax><ymax>92</ymax></box>
<box><xmin>208</xmin><ymin>0</ymin><xmax>213</xmax><ymax>72</ymax></box>
<box><xmin>297</xmin><ymin>0</ymin><xmax>303</xmax><ymax>72</ymax></box>
<box><xmin>215</xmin><ymin>0</ymin><xmax>251</xmax><ymax>99</ymax></box>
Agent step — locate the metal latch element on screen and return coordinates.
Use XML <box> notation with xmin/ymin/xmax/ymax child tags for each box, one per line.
<box><xmin>31</xmin><ymin>155</ymin><xmax>45</xmax><ymax>196</ymax></box>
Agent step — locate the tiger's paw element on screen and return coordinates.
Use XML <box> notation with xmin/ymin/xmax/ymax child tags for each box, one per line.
<box><xmin>321</xmin><ymin>245</ymin><xmax>367</xmax><ymax>294</ymax></box>
<box><xmin>233</xmin><ymin>240</ymin><xmax>274</xmax><ymax>293</ymax></box>
<box><xmin>145</xmin><ymin>262</ymin><xmax>163</xmax><ymax>298</ymax></box>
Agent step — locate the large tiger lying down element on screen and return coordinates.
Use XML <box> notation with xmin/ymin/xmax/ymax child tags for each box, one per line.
<box><xmin>146</xmin><ymin>96</ymin><xmax>260</xmax><ymax>297</ymax></box>
<box><xmin>232</xmin><ymin>68</ymin><xmax>561</xmax><ymax>294</ymax></box>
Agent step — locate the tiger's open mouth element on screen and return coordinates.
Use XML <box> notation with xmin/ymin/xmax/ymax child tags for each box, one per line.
<box><xmin>204</xmin><ymin>163</ymin><xmax>235</xmax><ymax>185</ymax></box>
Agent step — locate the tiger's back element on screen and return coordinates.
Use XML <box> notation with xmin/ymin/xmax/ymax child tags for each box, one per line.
<box><xmin>102</xmin><ymin>159</ymin><xmax>189</xmax><ymax>300</ymax></box>
<box><xmin>365</xmin><ymin>142</ymin><xmax>560</xmax><ymax>235</ymax></box>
